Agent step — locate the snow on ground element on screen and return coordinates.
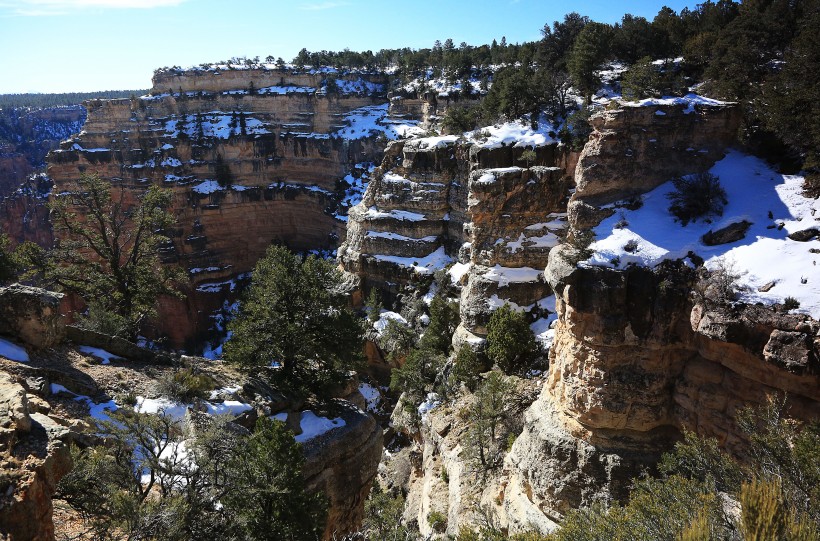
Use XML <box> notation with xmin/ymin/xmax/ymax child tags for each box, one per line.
<box><xmin>332</xmin><ymin>104</ymin><xmax>424</xmax><ymax>140</ymax></box>
<box><xmin>474</xmin><ymin>167</ymin><xmax>523</xmax><ymax>184</ymax></box>
<box><xmin>164</xmin><ymin>113</ymin><xmax>271</xmax><ymax>139</ymax></box>
<box><xmin>192</xmin><ymin>180</ymin><xmax>224</xmax><ymax>194</ymax></box>
<box><xmin>418</xmin><ymin>392</ymin><xmax>441</xmax><ymax>420</ymax></box>
<box><xmin>373</xmin><ymin>310</ymin><xmax>408</xmax><ymax>336</ymax></box>
<box><xmin>294</xmin><ymin>411</ymin><xmax>346</xmax><ymax>443</ymax></box>
<box><xmin>0</xmin><ymin>338</ymin><xmax>29</xmax><ymax>362</ymax></box>
<box><xmin>467</xmin><ymin>120</ymin><xmax>557</xmax><ymax>149</ymax></box>
<box><xmin>51</xmin><ymin>383</ymin><xmax>118</xmax><ymax>422</ymax></box>
<box><xmin>358</xmin><ymin>382</ymin><xmax>381</xmax><ymax>412</ymax></box>
<box><xmin>481</xmin><ymin>264</ymin><xmax>544</xmax><ymax>287</ymax></box>
<box><xmin>585</xmin><ymin>150</ymin><xmax>820</xmax><ymax>317</ymax></box>
<box><xmin>530</xmin><ymin>296</ymin><xmax>559</xmax><ymax>349</ymax></box>
<box><xmin>134</xmin><ymin>395</ymin><xmax>252</xmax><ymax>420</ymax></box>
<box><xmin>448</xmin><ymin>262</ymin><xmax>472</xmax><ymax>284</ymax></box>
<box><xmin>78</xmin><ymin>346</ymin><xmax>123</xmax><ymax>365</ymax></box>
<box><xmin>367</xmin><ymin>230</ymin><xmax>437</xmax><ymax>242</ymax></box>
<box><xmin>619</xmin><ymin>93</ymin><xmax>732</xmax><ymax>113</ymax></box>
<box><xmin>373</xmin><ymin>246</ymin><xmax>454</xmax><ymax>275</ymax></box>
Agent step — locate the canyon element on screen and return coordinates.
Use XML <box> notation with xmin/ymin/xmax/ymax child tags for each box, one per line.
<box><xmin>0</xmin><ymin>65</ymin><xmax>818</xmax><ymax>540</ymax></box>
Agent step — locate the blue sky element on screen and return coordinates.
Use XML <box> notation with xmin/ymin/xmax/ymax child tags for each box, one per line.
<box><xmin>0</xmin><ymin>0</ymin><xmax>701</xmax><ymax>94</ymax></box>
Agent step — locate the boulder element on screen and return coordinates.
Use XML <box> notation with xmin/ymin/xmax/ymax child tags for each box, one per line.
<box><xmin>0</xmin><ymin>284</ymin><xmax>65</xmax><ymax>349</ymax></box>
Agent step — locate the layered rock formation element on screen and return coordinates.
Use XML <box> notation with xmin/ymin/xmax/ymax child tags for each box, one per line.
<box><xmin>502</xmin><ymin>99</ymin><xmax>820</xmax><ymax>526</ymax></box>
<box><xmin>339</xmin><ymin>131</ymin><xmax>575</xmax><ymax>340</ymax></box>
<box><xmin>45</xmin><ymin>68</ymin><xmax>411</xmax><ymax>347</ymax></box>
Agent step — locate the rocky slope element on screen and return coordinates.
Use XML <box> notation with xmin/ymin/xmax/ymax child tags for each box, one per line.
<box><xmin>45</xmin><ymin>67</ymin><xmax>419</xmax><ymax>347</ymax></box>
<box><xmin>0</xmin><ymin>106</ymin><xmax>85</xmax><ymax>197</ymax></box>
<box><xmin>0</xmin><ymin>284</ymin><xmax>382</xmax><ymax>540</ymax></box>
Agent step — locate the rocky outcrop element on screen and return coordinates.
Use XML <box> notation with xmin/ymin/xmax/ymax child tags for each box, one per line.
<box><xmin>45</xmin><ymin>68</ymin><xmax>408</xmax><ymax>347</ymax></box>
<box><xmin>0</xmin><ymin>284</ymin><xmax>65</xmax><ymax>349</ymax></box>
<box><xmin>0</xmin><ymin>173</ymin><xmax>53</xmax><ymax>248</ymax></box>
<box><xmin>502</xmin><ymin>99</ymin><xmax>820</xmax><ymax>525</ymax></box>
<box><xmin>303</xmin><ymin>401</ymin><xmax>383</xmax><ymax>540</ymax></box>
<box><xmin>568</xmin><ymin>100</ymin><xmax>741</xmax><ymax>231</ymax></box>
<box><xmin>0</xmin><ymin>372</ymin><xmax>73</xmax><ymax>541</ymax></box>
<box><xmin>339</xmin><ymin>134</ymin><xmax>575</xmax><ymax>340</ymax></box>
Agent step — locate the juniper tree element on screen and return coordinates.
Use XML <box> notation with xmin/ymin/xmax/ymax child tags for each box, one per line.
<box><xmin>38</xmin><ymin>173</ymin><xmax>183</xmax><ymax>339</ymax></box>
<box><xmin>224</xmin><ymin>245</ymin><xmax>363</xmax><ymax>399</ymax></box>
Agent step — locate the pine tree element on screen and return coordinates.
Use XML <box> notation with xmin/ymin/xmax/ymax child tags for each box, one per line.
<box><xmin>225</xmin><ymin>245</ymin><xmax>363</xmax><ymax>398</ymax></box>
<box><xmin>567</xmin><ymin>22</ymin><xmax>614</xmax><ymax>103</ymax></box>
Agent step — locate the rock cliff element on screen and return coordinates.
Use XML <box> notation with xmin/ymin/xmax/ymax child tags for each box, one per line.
<box><xmin>503</xmin><ymin>99</ymin><xmax>820</xmax><ymax>526</ymax></box>
<box><xmin>45</xmin><ymin>67</ymin><xmax>417</xmax><ymax>347</ymax></box>
<box><xmin>339</xmin><ymin>127</ymin><xmax>576</xmax><ymax>341</ymax></box>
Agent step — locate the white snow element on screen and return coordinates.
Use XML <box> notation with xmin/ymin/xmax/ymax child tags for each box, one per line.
<box><xmin>585</xmin><ymin>150</ymin><xmax>820</xmax><ymax>317</ymax></box>
<box><xmin>78</xmin><ymin>346</ymin><xmax>123</xmax><ymax>365</ymax></box>
<box><xmin>448</xmin><ymin>262</ymin><xmax>472</xmax><ymax>284</ymax></box>
<box><xmin>481</xmin><ymin>265</ymin><xmax>544</xmax><ymax>287</ymax></box>
<box><xmin>332</xmin><ymin>104</ymin><xmax>423</xmax><ymax>141</ymax></box>
<box><xmin>474</xmin><ymin>167</ymin><xmax>523</xmax><ymax>184</ymax></box>
<box><xmin>50</xmin><ymin>383</ymin><xmax>118</xmax><ymax>421</ymax></box>
<box><xmin>620</xmin><ymin>93</ymin><xmax>731</xmax><ymax>114</ymax></box>
<box><xmin>418</xmin><ymin>392</ymin><xmax>440</xmax><ymax>420</ymax></box>
<box><xmin>373</xmin><ymin>311</ymin><xmax>408</xmax><ymax>336</ymax></box>
<box><xmin>366</xmin><ymin>230</ymin><xmax>437</xmax><ymax>242</ymax></box>
<box><xmin>363</xmin><ymin>206</ymin><xmax>427</xmax><ymax>222</ymax></box>
<box><xmin>467</xmin><ymin>120</ymin><xmax>556</xmax><ymax>149</ymax></box>
<box><xmin>294</xmin><ymin>410</ymin><xmax>345</xmax><ymax>442</ymax></box>
<box><xmin>373</xmin><ymin>246</ymin><xmax>453</xmax><ymax>275</ymax></box>
<box><xmin>0</xmin><ymin>338</ymin><xmax>29</xmax><ymax>362</ymax></box>
<box><xmin>134</xmin><ymin>396</ymin><xmax>189</xmax><ymax>421</ymax></box>
<box><xmin>192</xmin><ymin>180</ymin><xmax>224</xmax><ymax>194</ymax></box>
<box><xmin>358</xmin><ymin>383</ymin><xmax>381</xmax><ymax>412</ymax></box>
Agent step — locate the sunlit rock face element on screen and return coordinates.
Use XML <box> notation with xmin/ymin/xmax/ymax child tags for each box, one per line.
<box><xmin>46</xmin><ymin>67</ymin><xmax>412</xmax><ymax>347</ymax></box>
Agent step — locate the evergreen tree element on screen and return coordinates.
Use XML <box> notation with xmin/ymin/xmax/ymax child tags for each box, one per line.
<box><xmin>567</xmin><ymin>22</ymin><xmax>614</xmax><ymax>103</ymax></box>
<box><xmin>486</xmin><ymin>304</ymin><xmax>538</xmax><ymax>374</ymax></box>
<box><xmin>224</xmin><ymin>418</ymin><xmax>326</xmax><ymax>541</ymax></box>
<box><xmin>418</xmin><ymin>294</ymin><xmax>459</xmax><ymax>356</ymax></box>
<box><xmin>225</xmin><ymin>245</ymin><xmax>363</xmax><ymax>398</ymax></box>
<box><xmin>39</xmin><ymin>173</ymin><xmax>182</xmax><ymax>339</ymax></box>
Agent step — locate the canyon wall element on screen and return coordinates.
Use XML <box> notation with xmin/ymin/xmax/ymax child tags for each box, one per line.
<box><xmin>503</xmin><ymin>99</ymin><xmax>820</xmax><ymax>528</ymax></box>
<box><xmin>45</xmin><ymin>68</ymin><xmax>408</xmax><ymax>347</ymax></box>
<box><xmin>339</xmin><ymin>131</ymin><xmax>576</xmax><ymax>341</ymax></box>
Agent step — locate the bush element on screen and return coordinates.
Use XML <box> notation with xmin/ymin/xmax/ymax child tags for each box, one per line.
<box><xmin>621</xmin><ymin>57</ymin><xmax>664</xmax><ymax>100</ymax></box>
<box><xmin>692</xmin><ymin>258</ymin><xmax>745</xmax><ymax>309</ymax></box>
<box><xmin>666</xmin><ymin>172</ymin><xmax>728</xmax><ymax>225</ymax></box>
<box><xmin>442</xmin><ymin>105</ymin><xmax>480</xmax><ymax>134</ymax></box>
<box><xmin>783</xmin><ymin>296</ymin><xmax>801</xmax><ymax>311</ymax></box>
<box><xmin>157</xmin><ymin>367</ymin><xmax>216</xmax><ymax>402</ymax></box>
<box><xmin>450</xmin><ymin>345</ymin><xmax>485</xmax><ymax>391</ymax></box>
<box><xmin>427</xmin><ymin>511</ymin><xmax>447</xmax><ymax>533</ymax></box>
<box><xmin>559</xmin><ymin>106</ymin><xmax>593</xmax><ymax>151</ymax></box>
<box><xmin>486</xmin><ymin>305</ymin><xmax>538</xmax><ymax>375</ymax></box>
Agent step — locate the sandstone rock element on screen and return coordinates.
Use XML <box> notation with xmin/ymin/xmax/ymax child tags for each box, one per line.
<box><xmin>702</xmin><ymin>220</ymin><xmax>752</xmax><ymax>246</ymax></box>
<box><xmin>0</xmin><ymin>284</ymin><xmax>65</xmax><ymax>349</ymax></box>
<box><xmin>301</xmin><ymin>400</ymin><xmax>382</xmax><ymax>540</ymax></box>
<box><xmin>0</xmin><ymin>373</ymin><xmax>73</xmax><ymax>541</ymax></box>
<box><xmin>788</xmin><ymin>227</ymin><xmax>819</xmax><ymax>242</ymax></box>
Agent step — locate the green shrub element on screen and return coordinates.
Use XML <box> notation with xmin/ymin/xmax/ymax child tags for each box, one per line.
<box><xmin>157</xmin><ymin>367</ymin><xmax>215</xmax><ymax>402</ymax></box>
<box><xmin>486</xmin><ymin>305</ymin><xmax>538</xmax><ymax>375</ymax></box>
<box><xmin>450</xmin><ymin>345</ymin><xmax>485</xmax><ymax>391</ymax></box>
<box><xmin>783</xmin><ymin>296</ymin><xmax>801</xmax><ymax>311</ymax></box>
<box><xmin>427</xmin><ymin>510</ymin><xmax>447</xmax><ymax>533</ymax></box>
<box><xmin>667</xmin><ymin>172</ymin><xmax>728</xmax><ymax>226</ymax></box>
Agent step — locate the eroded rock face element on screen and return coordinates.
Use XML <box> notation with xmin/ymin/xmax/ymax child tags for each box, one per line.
<box><xmin>45</xmin><ymin>68</ymin><xmax>397</xmax><ymax>347</ymax></box>
<box><xmin>0</xmin><ymin>373</ymin><xmax>73</xmax><ymax>541</ymax></box>
<box><xmin>569</xmin><ymin>101</ymin><xmax>741</xmax><ymax>230</ymax></box>
<box><xmin>505</xmin><ymin>222</ymin><xmax>820</xmax><ymax>519</ymax></box>
<box><xmin>339</xmin><ymin>136</ymin><xmax>575</xmax><ymax>338</ymax></box>
<box><xmin>302</xmin><ymin>401</ymin><xmax>383</xmax><ymax>540</ymax></box>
